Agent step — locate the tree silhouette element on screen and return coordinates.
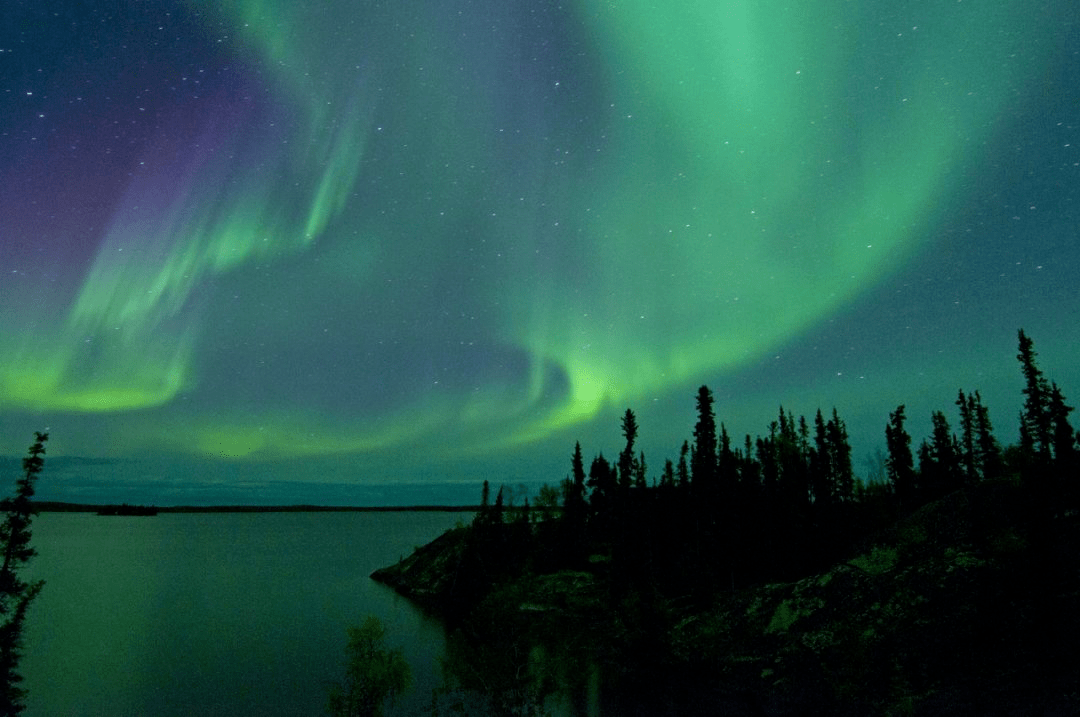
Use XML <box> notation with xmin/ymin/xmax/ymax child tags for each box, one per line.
<box><xmin>919</xmin><ymin>410</ymin><xmax>962</xmax><ymax>501</ymax></box>
<box><xmin>691</xmin><ymin>386</ymin><xmax>718</xmax><ymax>493</ymax></box>
<box><xmin>571</xmin><ymin>442</ymin><xmax>586</xmax><ymax>495</ymax></box>
<box><xmin>828</xmin><ymin>409</ymin><xmax>855</xmax><ymax>503</ymax></box>
<box><xmin>0</xmin><ymin>433</ymin><xmax>47</xmax><ymax>716</ymax></box>
<box><xmin>718</xmin><ymin>423</ymin><xmax>737</xmax><ymax>497</ymax></box>
<box><xmin>618</xmin><ymin>409</ymin><xmax>639</xmax><ymax>492</ymax></box>
<box><xmin>560</xmin><ymin>442</ymin><xmax>588</xmax><ymax>553</ymax></box>
<box><xmin>885</xmin><ymin>406</ymin><xmax>916</xmax><ymax>512</ymax></box>
<box><xmin>811</xmin><ymin>410</ymin><xmax>833</xmax><ymax>505</ymax></box>
<box><xmin>675</xmin><ymin>441</ymin><xmax>690</xmax><ymax>489</ymax></box>
<box><xmin>1017</xmin><ymin>329</ymin><xmax>1053</xmax><ymax>463</ymax></box>
<box><xmin>1048</xmin><ymin>382</ymin><xmax>1078</xmax><ymax>503</ymax></box>
<box><xmin>1016</xmin><ymin>330</ymin><xmax>1077</xmax><ymax>501</ymax></box>
<box><xmin>634</xmin><ymin>451</ymin><xmax>647</xmax><ymax>489</ymax></box>
<box><xmin>326</xmin><ymin>616</ymin><xmax>411</xmax><ymax>717</ymax></box>
<box><xmin>586</xmin><ymin>453</ymin><xmax>616</xmax><ymax>538</ymax></box>
<box><xmin>971</xmin><ymin>391</ymin><xmax>1002</xmax><ymax>482</ymax></box>
<box><xmin>480</xmin><ymin>480</ymin><xmax>491</xmax><ymax>513</ymax></box>
<box><xmin>396</xmin><ymin>326</ymin><xmax>1080</xmax><ymax>715</ymax></box>
<box><xmin>956</xmin><ymin>391</ymin><xmax>978</xmax><ymax>485</ymax></box>
<box><xmin>1048</xmin><ymin>384</ymin><xmax>1076</xmax><ymax>466</ymax></box>
<box><xmin>660</xmin><ymin>458</ymin><xmax>675</xmax><ymax>490</ymax></box>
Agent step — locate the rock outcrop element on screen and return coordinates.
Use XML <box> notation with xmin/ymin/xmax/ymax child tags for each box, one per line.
<box><xmin>370</xmin><ymin>526</ymin><xmax>472</xmax><ymax>612</ymax></box>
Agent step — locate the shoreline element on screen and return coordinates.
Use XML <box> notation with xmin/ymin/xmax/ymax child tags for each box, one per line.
<box><xmin>370</xmin><ymin>482</ymin><xmax>1080</xmax><ymax>715</ymax></box>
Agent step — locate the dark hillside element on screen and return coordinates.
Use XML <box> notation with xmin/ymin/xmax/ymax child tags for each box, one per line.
<box><xmin>370</xmin><ymin>332</ymin><xmax>1079</xmax><ymax>714</ymax></box>
<box><xmin>373</xmin><ymin>479</ymin><xmax>1080</xmax><ymax>714</ymax></box>
<box><xmin>674</xmin><ymin>478</ymin><xmax>1079</xmax><ymax>714</ymax></box>
<box><xmin>370</xmin><ymin>527</ymin><xmax>473</xmax><ymax>612</ymax></box>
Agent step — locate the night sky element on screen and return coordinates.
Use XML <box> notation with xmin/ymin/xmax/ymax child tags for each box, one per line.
<box><xmin>2</xmin><ymin>1</ymin><xmax>1078</xmax><ymax>505</ymax></box>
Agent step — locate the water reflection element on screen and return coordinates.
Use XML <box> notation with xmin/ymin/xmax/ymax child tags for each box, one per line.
<box><xmin>429</xmin><ymin>623</ymin><xmax>768</xmax><ymax>717</ymax></box>
<box><xmin>22</xmin><ymin>512</ymin><xmax>465</xmax><ymax>717</ymax></box>
<box><xmin>433</xmin><ymin>625</ymin><xmax>594</xmax><ymax>717</ymax></box>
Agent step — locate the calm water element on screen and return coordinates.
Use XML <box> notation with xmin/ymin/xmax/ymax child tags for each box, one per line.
<box><xmin>21</xmin><ymin>511</ymin><xmax>469</xmax><ymax>717</ymax></box>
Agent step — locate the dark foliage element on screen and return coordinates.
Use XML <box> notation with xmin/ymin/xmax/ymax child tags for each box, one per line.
<box><xmin>0</xmin><ymin>433</ymin><xmax>47</xmax><ymax>717</ymax></box>
<box><xmin>374</xmin><ymin>330</ymin><xmax>1080</xmax><ymax>714</ymax></box>
<box><xmin>326</xmin><ymin>616</ymin><xmax>411</xmax><ymax>717</ymax></box>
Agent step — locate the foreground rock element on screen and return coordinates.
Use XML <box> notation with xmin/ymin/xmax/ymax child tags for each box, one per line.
<box><xmin>370</xmin><ymin>527</ymin><xmax>472</xmax><ymax>612</ymax></box>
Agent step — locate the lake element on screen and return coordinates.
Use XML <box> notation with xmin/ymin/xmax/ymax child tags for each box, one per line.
<box><xmin>21</xmin><ymin>511</ymin><xmax>470</xmax><ymax>717</ymax></box>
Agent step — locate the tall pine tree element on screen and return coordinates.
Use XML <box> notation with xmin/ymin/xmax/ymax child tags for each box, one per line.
<box><xmin>921</xmin><ymin>410</ymin><xmax>962</xmax><ymax>501</ymax></box>
<box><xmin>0</xmin><ymin>433</ymin><xmax>48</xmax><ymax>715</ymax></box>
<box><xmin>618</xmin><ymin>409</ymin><xmax>639</xmax><ymax>493</ymax></box>
<box><xmin>828</xmin><ymin>408</ymin><xmax>855</xmax><ymax>503</ymax></box>
<box><xmin>691</xmin><ymin>386</ymin><xmax>718</xmax><ymax>495</ymax></box>
<box><xmin>971</xmin><ymin>391</ymin><xmax>1002</xmax><ymax>482</ymax></box>
<box><xmin>956</xmin><ymin>390</ymin><xmax>978</xmax><ymax>485</ymax></box>
<box><xmin>1017</xmin><ymin>329</ymin><xmax>1053</xmax><ymax>462</ymax></box>
<box><xmin>885</xmin><ymin>406</ymin><xmax>916</xmax><ymax>511</ymax></box>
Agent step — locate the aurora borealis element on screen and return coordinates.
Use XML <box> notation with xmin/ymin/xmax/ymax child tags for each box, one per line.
<box><xmin>2</xmin><ymin>1</ymin><xmax>1078</xmax><ymax>504</ymax></box>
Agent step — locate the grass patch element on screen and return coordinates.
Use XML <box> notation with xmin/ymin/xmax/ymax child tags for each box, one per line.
<box><xmin>848</xmin><ymin>545</ymin><xmax>898</xmax><ymax>575</ymax></box>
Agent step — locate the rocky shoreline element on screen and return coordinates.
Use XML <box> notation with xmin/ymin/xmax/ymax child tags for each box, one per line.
<box><xmin>372</xmin><ymin>482</ymin><xmax>1079</xmax><ymax>715</ymax></box>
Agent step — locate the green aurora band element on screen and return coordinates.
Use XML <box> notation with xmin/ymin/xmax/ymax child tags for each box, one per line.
<box><xmin>508</xmin><ymin>0</ymin><xmax>1045</xmax><ymax>440</ymax></box>
<box><xmin>0</xmin><ymin>0</ymin><xmax>1060</xmax><ymax>463</ymax></box>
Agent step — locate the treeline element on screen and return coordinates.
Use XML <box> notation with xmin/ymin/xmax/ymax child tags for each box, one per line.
<box><xmin>455</xmin><ymin>329</ymin><xmax>1078</xmax><ymax>610</ymax></box>
<box><xmin>95</xmin><ymin>503</ymin><xmax>158</xmax><ymax>516</ymax></box>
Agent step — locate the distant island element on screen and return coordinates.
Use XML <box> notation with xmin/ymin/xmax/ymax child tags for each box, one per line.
<box><xmin>95</xmin><ymin>503</ymin><xmax>159</xmax><ymax>517</ymax></box>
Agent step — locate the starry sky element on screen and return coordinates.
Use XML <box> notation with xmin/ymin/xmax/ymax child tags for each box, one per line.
<box><xmin>2</xmin><ymin>1</ymin><xmax>1078</xmax><ymax>505</ymax></box>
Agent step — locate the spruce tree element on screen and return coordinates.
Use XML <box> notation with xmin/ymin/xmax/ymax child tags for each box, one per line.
<box><xmin>885</xmin><ymin>406</ymin><xmax>916</xmax><ymax>511</ymax></box>
<box><xmin>811</xmin><ymin>409</ymin><xmax>833</xmax><ymax>507</ymax></box>
<box><xmin>1048</xmin><ymin>383</ymin><xmax>1076</xmax><ymax>465</ymax></box>
<box><xmin>0</xmin><ymin>432</ymin><xmax>48</xmax><ymax>716</ymax></box>
<box><xmin>618</xmin><ymin>409</ymin><xmax>639</xmax><ymax>492</ymax></box>
<box><xmin>741</xmin><ymin>434</ymin><xmax>761</xmax><ymax>492</ymax></box>
<box><xmin>473</xmin><ymin>480</ymin><xmax>492</xmax><ymax>530</ymax></box>
<box><xmin>1048</xmin><ymin>382</ymin><xmax>1077</xmax><ymax>501</ymax></box>
<box><xmin>561</xmin><ymin>443</ymin><xmax>588</xmax><ymax>554</ymax></box>
<box><xmin>492</xmin><ymin>486</ymin><xmax>505</xmax><ymax>525</ymax></box>
<box><xmin>691</xmin><ymin>386</ymin><xmax>718</xmax><ymax>492</ymax></box>
<box><xmin>971</xmin><ymin>391</ymin><xmax>1002</xmax><ymax>481</ymax></box>
<box><xmin>634</xmin><ymin>451</ymin><xmax>647</xmax><ymax>489</ymax></box>
<box><xmin>916</xmin><ymin>440</ymin><xmax>935</xmax><ymax>500</ymax></box>
<box><xmin>828</xmin><ymin>408</ymin><xmax>855</xmax><ymax>503</ymax></box>
<box><xmin>956</xmin><ymin>390</ymin><xmax>978</xmax><ymax>485</ymax></box>
<box><xmin>924</xmin><ymin>410</ymin><xmax>962</xmax><ymax>500</ymax></box>
<box><xmin>718</xmin><ymin>423</ymin><xmax>737</xmax><ymax>496</ymax></box>
<box><xmin>1017</xmin><ymin>329</ymin><xmax>1053</xmax><ymax>462</ymax></box>
<box><xmin>587</xmin><ymin>453</ymin><xmax>616</xmax><ymax>536</ymax></box>
<box><xmin>773</xmin><ymin>407</ymin><xmax>807</xmax><ymax>508</ymax></box>
<box><xmin>675</xmin><ymin>441</ymin><xmax>690</xmax><ymax>489</ymax></box>
<box><xmin>757</xmin><ymin>432</ymin><xmax>779</xmax><ymax>500</ymax></box>
<box><xmin>660</xmin><ymin>459</ymin><xmax>675</xmax><ymax>489</ymax></box>
<box><xmin>1016</xmin><ymin>331</ymin><xmax>1076</xmax><ymax>500</ymax></box>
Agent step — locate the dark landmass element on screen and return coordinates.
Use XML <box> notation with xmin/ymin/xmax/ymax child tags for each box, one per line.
<box><xmin>95</xmin><ymin>503</ymin><xmax>159</xmax><ymax>516</ymax></box>
<box><xmin>371</xmin><ymin>331</ymin><xmax>1080</xmax><ymax>715</ymax></box>
<box><xmin>372</xmin><ymin>479</ymin><xmax>1080</xmax><ymax>715</ymax></box>
<box><xmin>33</xmin><ymin>501</ymin><xmax>478</xmax><ymax>514</ymax></box>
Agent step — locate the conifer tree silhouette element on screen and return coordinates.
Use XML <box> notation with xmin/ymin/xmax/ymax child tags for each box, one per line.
<box><xmin>885</xmin><ymin>406</ymin><xmax>916</xmax><ymax>511</ymax></box>
<box><xmin>0</xmin><ymin>433</ymin><xmax>47</xmax><ymax>716</ymax></box>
